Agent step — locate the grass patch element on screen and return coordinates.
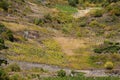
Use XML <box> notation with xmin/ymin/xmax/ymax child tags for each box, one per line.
<box><xmin>2</xmin><ymin>22</ymin><xmax>49</xmax><ymax>34</ymax></box>
<box><xmin>55</xmin><ymin>4</ymin><xmax>78</xmax><ymax>14</ymax></box>
<box><xmin>6</xmin><ymin>39</ymin><xmax>66</xmax><ymax>66</ymax></box>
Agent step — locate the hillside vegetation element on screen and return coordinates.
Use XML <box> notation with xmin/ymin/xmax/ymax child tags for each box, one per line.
<box><xmin>0</xmin><ymin>0</ymin><xmax>120</xmax><ymax>80</ymax></box>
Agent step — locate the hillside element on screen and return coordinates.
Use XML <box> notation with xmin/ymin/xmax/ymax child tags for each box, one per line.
<box><xmin>0</xmin><ymin>0</ymin><xmax>120</xmax><ymax>80</ymax></box>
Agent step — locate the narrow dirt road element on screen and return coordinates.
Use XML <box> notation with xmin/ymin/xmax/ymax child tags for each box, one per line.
<box><xmin>8</xmin><ymin>60</ymin><xmax>72</xmax><ymax>75</ymax></box>
<box><xmin>8</xmin><ymin>60</ymin><xmax>109</xmax><ymax>77</ymax></box>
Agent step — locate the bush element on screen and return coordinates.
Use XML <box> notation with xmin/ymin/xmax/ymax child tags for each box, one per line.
<box><xmin>44</xmin><ymin>14</ymin><xmax>52</xmax><ymax>21</ymax></box>
<box><xmin>89</xmin><ymin>20</ymin><xmax>105</xmax><ymax>28</ymax></box>
<box><xmin>0</xmin><ymin>68</ymin><xmax>9</xmax><ymax>80</ymax></box>
<box><xmin>76</xmin><ymin>31</ymin><xmax>82</xmax><ymax>37</ymax></box>
<box><xmin>9</xmin><ymin>63</ymin><xmax>21</xmax><ymax>72</ymax></box>
<box><xmin>79</xmin><ymin>21</ymin><xmax>86</xmax><ymax>27</ymax></box>
<box><xmin>57</xmin><ymin>69</ymin><xmax>66</xmax><ymax>77</ymax></box>
<box><xmin>62</xmin><ymin>26</ymin><xmax>70</xmax><ymax>34</ymax></box>
<box><xmin>94</xmin><ymin>41</ymin><xmax>120</xmax><ymax>54</ymax></box>
<box><xmin>34</xmin><ymin>18</ymin><xmax>44</xmax><ymax>25</ymax></box>
<box><xmin>0</xmin><ymin>43</ymin><xmax>6</xmax><ymax>50</ymax></box>
<box><xmin>104</xmin><ymin>61</ymin><xmax>114</xmax><ymax>70</ymax></box>
<box><xmin>0</xmin><ymin>58</ymin><xmax>8</xmax><ymax>66</ymax></box>
<box><xmin>106</xmin><ymin>2</ymin><xmax>120</xmax><ymax>16</ymax></box>
<box><xmin>0</xmin><ymin>23</ymin><xmax>6</xmax><ymax>34</ymax></box>
<box><xmin>94</xmin><ymin>48</ymin><xmax>102</xmax><ymax>53</ymax></box>
<box><xmin>0</xmin><ymin>38</ymin><xmax>4</xmax><ymax>44</ymax></box>
<box><xmin>68</xmin><ymin>0</ymin><xmax>79</xmax><ymax>7</ymax></box>
<box><xmin>0</xmin><ymin>0</ymin><xmax>9</xmax><ymax>11</ymax></box>
<box><xmin>90</xmin><ymin>9</ymin><xmax>103</xmax><ymax>17</ymax></box>
<box><xmin>2</xmin><ymin>30</ymin><xmax>14</xmax><ymax>42</ymax></box>
<box><xmin>0</xmin><ymin>38</ymin><xmax>6</xmax><ymax>50</ymax></box>
<box><xmin>10</xmin><ymin>74</ymin><xmax>25</xmax><ymax>80</ymax></box>
<box><xmin>0</xmin><ymin>23</ymin><xmax>14</xmax><ymax>42</ymax></box>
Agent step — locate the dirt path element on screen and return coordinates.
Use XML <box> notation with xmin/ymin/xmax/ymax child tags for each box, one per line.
<box><xmin>8</xmin><ymin>60</ymin><xmax>109</xmax><ymax>77</ymax></box>
<box><xmin>8</xmin><ymin>60</ymin><xmax>71</xmax><ymax>75</ymax></box>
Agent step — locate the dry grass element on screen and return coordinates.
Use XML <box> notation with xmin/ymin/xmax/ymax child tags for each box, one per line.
<box><xmin>1</xmin><ymin>22</ymin><xmax>98</xmax><ymax>69</ymax></box>
<box><xmin>2</xmin><ymin>22</ymin><xmax>49</xmax><ymax>33</ymax></box>
<box><xmin>54</xmin><ymin>37</ymin><xmax>88</xmax><ymax>56</ymax></box>
<box><xmin>53</xmin><ymin>36</ymin><xmax>93</xmax><ymax>69</ymax></box>
<box><xmin>6</xmin><ymin>38</ymin><xmax>66</xmax><ymax>66</ymax></box>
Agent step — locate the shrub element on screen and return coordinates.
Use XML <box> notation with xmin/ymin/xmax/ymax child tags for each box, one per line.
<box><xmin>0</xmin><ymin>38</ymin><xmax>6</xmax><ymax>50</ymax></box>
<box><xmin>0</xmin><ymin>43</ymin><xmax>6</xmax><ymax>50</ymax></box>
<box><xmin>79</xmin><ymin>21</ymin><xmax>86</xmax><ymax>27</ymax></box>
<box><xmin>62</xmin><ymin>26</ymin><xmax>70</xmax><ymax>34</ymax></box>
<box><xmin>0</xmin><ymin>23</ymin><xmax>6</xmax><ymax>34</ymax></box>
<box><xmin>94</xmin><ymin>41</ymin><xmax>120</xmax><ymax>54</ymax></box>
<box><xmin>57</xmin><ymin>69</ymin><xmax>66</xmax><ymax>77</ymax></box>
<box><xmin>76</xmin><ymin>31</ymin><xmax>82</xmax><ymax>37</ymax></box>
<box><xmin>9</xmin><ymin>63</ymin><xmax>21</xmax><ymax>72</ymax></box>
<box><xmin>1</xmin><ymin>30</ymin><xmax>14</xmax><ymax>42</ymax></box>
<box><xmin>106</xmin><ymin>2</ymin><xmax>120</xmax><ymax>16</ymax></box>
<box><xmin>34</xmin><ymin>18</ymin><xmax>43</xmax><ymax>25</ymax></box>
<box><xmin>55</xmin><ymin>12</ymin><xmax>73</xmax><ymax>23</ymax></box>
<box><xmin>104</xmin><ymin>61</ymin><xmax>114</xmax><ymax>70</ymax></box>
<box><xmin>89</xmin><ymin>20</ymin><xmax>103</xmax><ymax>27</ymax></box>
<box><xmin>90</xmin><ymin>9</ymin><xmax>103</xmax><ymax>17</ymax></box>
<box><xmin>10</xmin><ymin>74</ymin><xmax>25</xmax><ymax>80</ymax></box>
<box><xmin>0</xmin><ymin>38</ymin><xmax>4</xmax><ymax>44</ymax></box>
<box><xmin>68</xmin><ymin>0</ymin><xmax>79</xmax><ymax>7</ymax></box>
<box><xmin>0</xmin><ymin>58</ymin><xmax>8</xmax><ymax>66</ymax></box>
<box><xmin>5</xmin><ymin>30</ymin><xmax>14</xmax><ymax>42</ymax></box>
<box><xmin>0</xmin><ymin>68</ymin><xmax>9</xmax><ymax>80</ymax></box>
<box><xmin>0</xmin><ymin>0</ymin><xmax>9</xmax><ymax>11</ymax></box>
<box><xmin>94</xmin><ymin>48</ymin><xmax>103</xmax><ymax>53</ymax></box>
<box><xmin>44</xmin><ymin>14</ymin><xmax>52</xmax><ymax>21</ymax></box>
<box><xmin>89</xmin><ymin>20</ymin><xmax>98</xmax><ymax>27</ymax></box>
<box><xmin>0</xmin><ymin>23</ymin><xmax>14</xmax><ymax>42</ymax></box>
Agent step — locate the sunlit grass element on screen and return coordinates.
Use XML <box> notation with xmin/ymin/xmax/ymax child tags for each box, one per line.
<box><xmin>55</xmin><ymin>4</ymin><xmax>78</xmax><ymax>14</ymax></box>
<box><xmin>6</xmin><ymin>39</ymin><xmax>66</xmax><ymax>66</ymax></box>
<box><xmin>2</xmin><ymin>22</ymin><xmax>49</xmax><ymax>34</ymax></box>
